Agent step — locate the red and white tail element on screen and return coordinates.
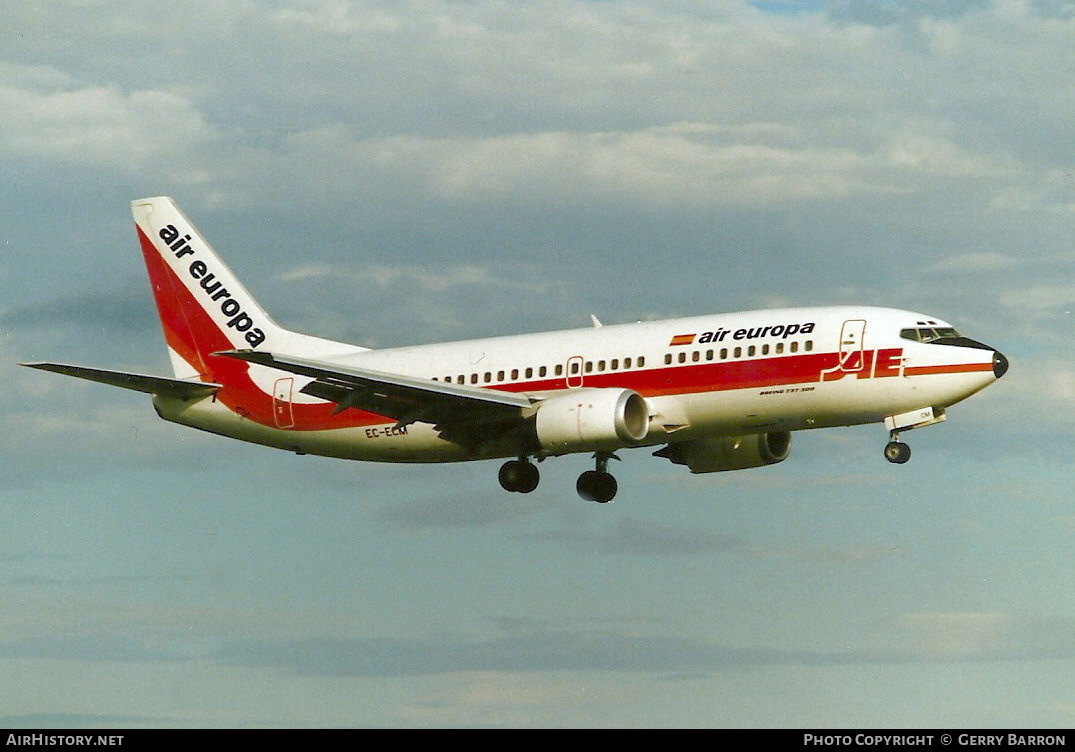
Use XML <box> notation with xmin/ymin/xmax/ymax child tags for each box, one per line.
<box><xmin>132</xmin><ymin>196</ymin><xmax>363</xmax><ymax>381</ymax></box>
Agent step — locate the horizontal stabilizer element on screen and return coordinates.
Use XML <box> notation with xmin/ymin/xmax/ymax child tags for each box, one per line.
<box><xmin>21</xmin><ymin>362</ymin><xmax>221</xmax><ymax>400</ymax></box>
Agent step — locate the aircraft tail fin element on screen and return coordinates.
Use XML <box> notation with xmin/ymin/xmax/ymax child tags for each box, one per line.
<box><xmin>131</xmin><ymin>197</ymin><xmax>364</xmax><ymax>380</ymax></box>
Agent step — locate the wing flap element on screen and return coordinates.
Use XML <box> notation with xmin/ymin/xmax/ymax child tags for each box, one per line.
<box><xmin>22</xmin><ymin>362</ymin><xmax>221</xmax><ymax>400</ymax></box>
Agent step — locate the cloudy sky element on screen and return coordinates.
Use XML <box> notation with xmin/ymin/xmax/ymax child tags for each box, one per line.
<box><xmin>1</xmin><ymin>0</ymin><xmax>1073</xmax><ymax>728</ymax></box>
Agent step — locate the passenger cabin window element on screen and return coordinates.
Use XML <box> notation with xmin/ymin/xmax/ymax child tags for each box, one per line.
<box><xmin>624</xmin><ymin>357</ymin><xmax>632</xmax><ymax>368</ymax></box>
<box><xmin>638</xmin><ymin>356</ymin><xmax>645</xmax><ymax>367</ymax></box>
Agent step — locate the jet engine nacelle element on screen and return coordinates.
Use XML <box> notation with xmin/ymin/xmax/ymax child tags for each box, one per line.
<box><xmin>655</xmin><ymin>431</ymin><xmax>791</xmax><ymax>474</ymax></box>
<box><xmin>535</xmin><ymin>388</ymin><xmax>650</xmax><ymax>453</ymax></box>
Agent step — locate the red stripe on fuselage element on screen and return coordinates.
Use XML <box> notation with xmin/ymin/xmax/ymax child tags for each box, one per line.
<box><xmin>905</xmin><ymin>363</ymin><xmax>993</xmax><ymax>376</ymax></box>
<box><xmin>470</xmin><ymin>349</ymin><xmax>990</xmax><ymax>400</ymax></box>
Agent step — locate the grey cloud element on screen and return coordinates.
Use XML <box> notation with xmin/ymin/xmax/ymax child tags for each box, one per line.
<box><xmin>0</xmin><ymin>289</ymin><xmax>156</xmax><ymax>333</ymax></box>
<box><xmin>10</xmin><ymin>574</ymin><xmax>188</xmax><ymax>587</ymax></box>
<box><xmin>215</xmin><ymin>613</ymin><xmax>1075</xmax><ymax>678</ymax></box>
<box><xmin>216</xmin><ymin>629</ymin><xmax>836</xmax><ymax>677</ymax></box>
<box><xmin>0</xmin><ymin>714</ymin><xmax>163</xmax><ymax>730</ymax></box>
<box><xmin>1029</xmin><ymin>0</ymin><xmax>1075</xmax><ymax>20</ymax></box>
<box><xmin>894</xmin><ymin>612</ymin><xmax>1075</xmax><ymax>662</ymax></box>
<box><xmin>0</xmin><ymin>633</ymin><xmax>187</xmax><ymax>664</ymax></box>
<box><xmin>529</xmin><ymin>516</ymin><xmax>748</xmax><ymax>556</ymax></box>
<box><xmin>6</xmin><ymin>615</ymin><xmax>1075</xmax><ymax>680</ymax></box>
<box><xmin>827</xmin><ymin>0</ymin><xmax>990</xmax><ymax>27</ymax></box>
<box><xmin>374</xmin><ymin>489</ymin><xmax>541</xmax><ymax>530</ymax></box>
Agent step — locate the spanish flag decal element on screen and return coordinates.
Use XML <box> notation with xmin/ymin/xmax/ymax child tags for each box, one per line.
<box><xmin>669</xmin><ymin>333</ymin><xmax>696</xmax><ymax>346</ymax></box>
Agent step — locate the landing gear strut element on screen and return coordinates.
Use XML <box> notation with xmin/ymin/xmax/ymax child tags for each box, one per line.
<box><xmin>499</xmin><ymin>458</ymin><xmax>540</xmax><ymax>493</ymax></box>
<box><xmin>576</xmin><ymin>452</ymin><xmax>619</xmax><ymax>503</ymax></box>
<box><xmin>884</xmin><ymin>431</ymin><xmax>911</xmax><ymax>464</ymax></box>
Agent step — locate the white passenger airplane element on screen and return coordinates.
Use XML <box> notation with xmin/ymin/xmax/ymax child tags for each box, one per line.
<box><xmin>24</xmin><ymin>197</ymin><xmax>1008</xmax><ymax>502</ymax></box>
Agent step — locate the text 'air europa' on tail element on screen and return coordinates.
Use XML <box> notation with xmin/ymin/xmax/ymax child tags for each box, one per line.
<box><xmin>131</xmin><ymin>196</ymin><xmax>365</xmax><ymax>380</ymax></box>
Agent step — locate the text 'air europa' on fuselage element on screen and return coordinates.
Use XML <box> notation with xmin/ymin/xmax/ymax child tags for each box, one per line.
<box><xmin>677</xmin><ymin>321</ymin><xmax>816</xmax><ymax>346</ymax></box>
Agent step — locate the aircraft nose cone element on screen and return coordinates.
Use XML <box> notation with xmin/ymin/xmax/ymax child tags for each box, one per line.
<box><xmin>993</xmin><ymin>350</ymin><xmax>1009</xmax><ymax>379</ymax></box>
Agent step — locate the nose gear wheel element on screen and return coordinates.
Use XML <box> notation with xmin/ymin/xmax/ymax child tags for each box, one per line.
<box><xmin>884</xmin><ymin>431</ymin><xmax>911</xmax><ymax>464</ymax></box>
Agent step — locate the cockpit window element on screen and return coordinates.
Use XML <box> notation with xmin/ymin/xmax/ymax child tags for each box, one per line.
<box><xmin>900</xmin><ymin>326</ymin><xmax>960</xmax><ymax>343</ymax></box>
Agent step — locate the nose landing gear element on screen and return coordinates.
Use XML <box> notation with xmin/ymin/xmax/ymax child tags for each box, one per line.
<box><xmin>884</xmin><ymin>431</ymin><xmax>911</xmax><ymax>464</ymax></box>
<box><xmin>576</xmin><ymin>452</ymin><xmax>619</xmax><ymax>503</ymax></box>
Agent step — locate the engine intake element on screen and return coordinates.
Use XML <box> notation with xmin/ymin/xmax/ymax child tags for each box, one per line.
<box><xmin>654</xmin><ymin>431</ymin><xmax>791</xmax><ymax>474</ymax></box>
<box><xmin>535</xmin><ymin>388</ymin><xmax>650</xmax><ymax>453</ymax></box>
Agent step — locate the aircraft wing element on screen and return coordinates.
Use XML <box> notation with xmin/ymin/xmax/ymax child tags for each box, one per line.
<box><xmin>21</xmin><ymin>362</ymin><xmax>222</xmax><ymax>400</ymax></box>
<box><xmin>217</xmin><ymin>350</ymin><xmax>537</xmax><ymax>436</ymax></box>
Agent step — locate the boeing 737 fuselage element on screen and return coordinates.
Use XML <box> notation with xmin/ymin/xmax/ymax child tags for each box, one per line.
<box><xmin>25</xmin><ymin>197</ymin><xmax>1008</xmax><ymax>502</ymax></box>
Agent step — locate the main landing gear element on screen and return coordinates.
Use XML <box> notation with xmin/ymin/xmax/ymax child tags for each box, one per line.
<box><xmin>576</xmin><ymin>452</ymin><xmax>619</xmax><ymax>504</ymax></box>
<box><xmin>499</xmin><ymin>458</ymin><xmax>539</xmax><ymax>493</ymax></box>
<box><xmin>499</xmin><ymin>453</ymin><xmax>620</xmax><ymax>502</ymax></box>
<box><xmin>884</xmin><ymin>431</ymin><xmax>911</xmax><ymax>464</ymax></box>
